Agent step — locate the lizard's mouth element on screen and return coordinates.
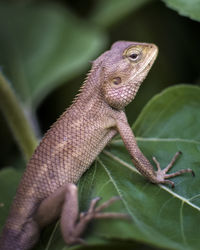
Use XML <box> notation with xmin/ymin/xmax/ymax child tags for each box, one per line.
<box><xmin>141</xmin><ymin>46</ymin><xmax>158</xmax><ymax>73</ymax></box>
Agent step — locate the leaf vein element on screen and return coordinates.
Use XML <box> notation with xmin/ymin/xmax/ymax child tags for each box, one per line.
<box><xmin>103</xmin><ymin>150</ymin><xmax>200</xmax><ymax>212</ymax></box>
<box><xmin>112</xmin><ymin>137</ymin><xmax>200</xmax><ymax>145</ymax></box>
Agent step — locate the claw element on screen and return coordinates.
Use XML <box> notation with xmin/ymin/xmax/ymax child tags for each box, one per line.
<box><xmin>162</xmin><ymin>180</ymin><xmax>175</xmax><ymax>188</ymax></box>
<box><xmin>153</xmin><ymin>151</ymin><xmax>194</xmax><ymax>187</ymax></box>
<box><xmin>80</xmin><ymin>196</ymin><xmax>128</xmax><ymax>221</ymax></box>
<box><xmin>93</xmin><ymin>212</ymin><xmax>131</xmax><ymax>220</ymax></box>
<box><xmin>88</xmin><ymin>197</ymin><xmax>101</xmax><ymax>213</ymax></box>
<box><xmin>94</xmin><ymin>196</ymin><xmax>121</xmax><ymax>213</ymax></box>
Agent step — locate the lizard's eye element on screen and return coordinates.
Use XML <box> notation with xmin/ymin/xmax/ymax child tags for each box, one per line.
<box><xmin>128</xmin><ymin>50</ymin><xmax>141</xmax><ymax>62</ymax></box>
<box><xmin>129</xmin><ymin>53</ymin><xmax>139</xmax><ymax>60</ymax></box>
<box><xmin>124</xmin><ymin>47</ymin><xmax>142</xmax><ymax>62</ymax></box>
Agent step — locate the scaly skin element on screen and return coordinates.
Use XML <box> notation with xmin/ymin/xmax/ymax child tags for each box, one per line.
<box><xmin>0</xmin><ymin>41</ymin><xmax>193</xmax><ymax>250</ymax></box>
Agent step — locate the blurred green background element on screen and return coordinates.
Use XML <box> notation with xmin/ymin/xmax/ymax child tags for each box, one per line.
<box><xmin>0</xmin><ymin>0</ymin><xmax>200</xmax><ymax>167</ymax></box>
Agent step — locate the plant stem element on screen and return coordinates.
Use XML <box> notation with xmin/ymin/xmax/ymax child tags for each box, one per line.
<box><xmin>0</xmin><ymin>72</ymin><xmax>38</xmax><ymax>161</ymax></box>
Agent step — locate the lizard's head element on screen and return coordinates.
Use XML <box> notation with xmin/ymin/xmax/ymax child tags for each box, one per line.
<box><xmin>100</xmin><ymin>41</ymin><xmax>158</xmax><ymax>109</ymax></box>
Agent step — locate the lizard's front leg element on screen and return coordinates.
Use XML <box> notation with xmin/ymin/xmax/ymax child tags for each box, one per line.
<box><xmin>36</xmin><ymin>183</ymin><xmax>129</xmax><ymax>245</ymax></box>
<box><xmin>115</xmin><ymin>111</ymin><xmax>194</xmax><ymax>187</ymax></box>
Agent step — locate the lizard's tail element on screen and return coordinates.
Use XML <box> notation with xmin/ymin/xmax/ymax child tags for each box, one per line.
<box><xmin>0</xmin><ymin>219</ymin><xmax>39</xmax><ymax>250</ymax></box>
<box><xmin>0</xmin><ymin>197</ymin><xmax>40</xmax><ymax>250</ymax></box>
<box><xmin>0</xmin><ymin>225</ymin><xmax>39</xmax><ymax>250</ymax></box>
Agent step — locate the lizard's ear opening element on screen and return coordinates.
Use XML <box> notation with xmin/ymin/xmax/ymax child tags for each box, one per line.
<box><xmin>112</xmin><ymin>77</ymin><xmax>122</xmax><ymax>85</ymax></box>
<box><xmin>101</xmin><ymin>77</ymin><xmax>135</xmax><ymax>110</ymax></box>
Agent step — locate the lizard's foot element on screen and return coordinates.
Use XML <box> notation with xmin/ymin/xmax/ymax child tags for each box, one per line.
<box><xmin>80</xmin><ymin>196</ymin><xmax>130</xmax><ymax>221</ymax></box>
<box><xmin>152</xmin><ymin>151</ymin><xmax>194</xmax><ymax>188</ymax></box>
<box><xmin>64</xmin><ymin>196</ymin><xmax>130</xmax><ymax>245</ymax></box>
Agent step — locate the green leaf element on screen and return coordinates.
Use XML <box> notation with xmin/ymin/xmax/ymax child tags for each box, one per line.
<box><xmin>1</xmin><ymin>85</ymin><xmax>200</xmax><ymax>250</ymax></box>
<box><xmin>76</xmin><ymin>85</ymin><xmax>200</xmax><ymax>249</ymax></box>
<box><xmin>0</xmin><ymin>3</ymin><xmax>106</xmax><ymax>108</ymax></box>
<box><xmin>90</xmin><ymin>0</ymin><xmax>152</xmax><ymax>28</ymax></box>
<box><xmin>0</xmin><ymin>168</ymin><xmax>22</xmax><ymax>231</ymax></box>
<box><xmin>162</xmin><ymin>0</ymin><xmax>200</xmax><ymax>22</ymax></box>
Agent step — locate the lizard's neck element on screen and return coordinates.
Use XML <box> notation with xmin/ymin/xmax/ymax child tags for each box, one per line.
<box><xmin>77</xmin><ymin>62</ymin><xmax>102</xmax><ymax>102</ymax></box>
<box><xmin>68</xmin><ymin>62</ymin><xmax>105</xmax><ymax>116</ymax></box>
<box><xmin>74</xmin><ymin>63</ymin><xmax>102</xmax><ymax>102</ymax></box>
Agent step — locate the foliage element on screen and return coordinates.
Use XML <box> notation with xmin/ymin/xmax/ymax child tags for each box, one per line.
<box><xmin>0</xmin><ymin>0</ymin><xmax>200</xmax><ymax>249</ymax></box>
<box><xmin>162</xmin><ymin>0</ymin><xmax>200</xmax><ymax>21</ymax></box>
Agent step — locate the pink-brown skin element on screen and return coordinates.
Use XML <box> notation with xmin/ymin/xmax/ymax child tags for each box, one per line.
<box><xmin>0</xmin><ymin>41</ymin><xmax>193</xmax><ymax>250</ymax></box>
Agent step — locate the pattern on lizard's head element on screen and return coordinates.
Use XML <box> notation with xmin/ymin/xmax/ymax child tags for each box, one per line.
<box><xmin>100</xmin><ymin>41</ymin><xmax>158</xmax><ymax>109</ymax></box>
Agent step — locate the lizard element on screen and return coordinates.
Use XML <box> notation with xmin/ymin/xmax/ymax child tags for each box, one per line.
<box><xmin>0</xmin><ymin>41</ymin><xmax>194</xmax><ymax>250</ymax></box>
